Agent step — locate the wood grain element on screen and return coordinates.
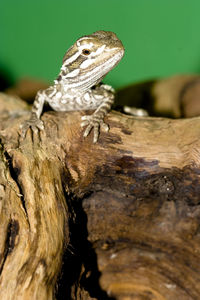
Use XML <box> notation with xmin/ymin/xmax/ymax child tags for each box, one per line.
<box><xmin>0</xmin><ymin>92</ymin><xmax>200</xmax><ymax>299</ymax></box>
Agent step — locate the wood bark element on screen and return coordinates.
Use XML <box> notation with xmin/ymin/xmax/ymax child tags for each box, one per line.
<box><xmin>0</xmin><ymin>92</ymin><xmax>200</xmax><ymax>300</ymax></box>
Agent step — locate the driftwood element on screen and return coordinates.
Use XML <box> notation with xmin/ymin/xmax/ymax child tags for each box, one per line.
<box><xmin>0</xmin><ymin>90</ymin><xmax>200</xmax><ymax>300</ymax></box>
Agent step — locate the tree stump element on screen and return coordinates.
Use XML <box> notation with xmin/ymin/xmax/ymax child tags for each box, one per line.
<box><xmin>0</xmin><ymin>92</ymin><xmax>200</xmax><ymax>300</ymax></box>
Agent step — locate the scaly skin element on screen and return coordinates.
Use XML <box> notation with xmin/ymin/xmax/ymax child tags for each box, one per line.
<box><xmin>21</xmin><ymin>31</ymin><xmax>124</xmax><ymax>143</ymax></box>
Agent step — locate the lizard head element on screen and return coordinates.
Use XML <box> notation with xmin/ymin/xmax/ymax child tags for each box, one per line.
<box><xmin>59</xmin><ymin>31</ymin><xmax>124</xmax><ymax>90</ymax></box>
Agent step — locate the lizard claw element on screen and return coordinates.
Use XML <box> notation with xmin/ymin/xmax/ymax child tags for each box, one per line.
<box><xmin>81</xmin><ymin>115</ymin><xmax>109</xmax><ymax>143</ymax></box>
<box><xmin>20</xmin><ymin>115</ymin><xmax>44</xmax><ymax>138</ymax></box>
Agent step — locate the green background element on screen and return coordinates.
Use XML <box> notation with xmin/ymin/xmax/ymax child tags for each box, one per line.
<box><xmin>1</xmin><ymin>0</ymin><xmax>200</xmax><ymax>88</ymax></box>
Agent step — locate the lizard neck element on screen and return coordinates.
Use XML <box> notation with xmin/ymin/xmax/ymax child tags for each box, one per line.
<box><xmin>54</xmin><ymin>63</ymin><xmax>105</xmax><ymax>93</ymax></box>
<box><xmin>54</xmin><ymin>52</ymin><xmax>122</xmax><ymax>93</ymax></box>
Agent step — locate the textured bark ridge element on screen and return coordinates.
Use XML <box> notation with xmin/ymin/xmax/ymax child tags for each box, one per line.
<box><xmin>0</xmin><ymin>92</ymin><xmax>200</xmax><ymax>300</ymax></box>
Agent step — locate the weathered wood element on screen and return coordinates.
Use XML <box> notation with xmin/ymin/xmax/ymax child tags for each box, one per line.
<box><xmin>0</xmin><ymin>93</ymin><xmax>69</xmax><ymax>300</ymax></box>
<box><xmin>0</xmin><ymin>92</ymin><xmax>200</xmax><ymax>299</ymax></box>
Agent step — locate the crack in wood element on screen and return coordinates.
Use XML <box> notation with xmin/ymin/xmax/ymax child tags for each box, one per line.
<box><xmin>56</xmin><ymin>188</ymin><xmax>115</xmax><ymax>300</ymax></box>
<box><xmin>3</xmin><ymin>150</ymin><xmax>28</xmax><ymax>219</ymax></box>
<box><xmin>0</xmin><ymin>219</ymin><xmax>19</xmax><ymax>276</ymax></box>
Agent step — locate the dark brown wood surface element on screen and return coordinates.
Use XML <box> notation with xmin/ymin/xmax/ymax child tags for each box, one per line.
<box><xmin>0</xmin><ymin>92</ymin><xmax>200</xmax><ymax>299</ymax></box>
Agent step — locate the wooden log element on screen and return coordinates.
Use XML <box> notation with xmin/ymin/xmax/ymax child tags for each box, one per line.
<box><xmin>115</xmin><ymin>74</ymin><xmax>200</xmax><ymax>118</ymax></box>
<box><xmin>0</xmin><ymin>92</ymin><xmax>200</xmax><ymax>299</ymax></box>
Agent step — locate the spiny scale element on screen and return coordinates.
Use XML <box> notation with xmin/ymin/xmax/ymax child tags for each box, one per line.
<box><xmin>21</xmin><ymin>30</ymin><xmax>125</xmax><ymax>143</ymax></box>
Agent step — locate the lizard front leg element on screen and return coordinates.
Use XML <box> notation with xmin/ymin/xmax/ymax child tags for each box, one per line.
<box><xmin>20</xmin><ymin>90</ymin><xmax>46</xmax><ymax>138</ymax></box>
<box><xmin>81</xmin><ymin>88</ymin><xmax>114</xmax><ymax>143</ymax></box>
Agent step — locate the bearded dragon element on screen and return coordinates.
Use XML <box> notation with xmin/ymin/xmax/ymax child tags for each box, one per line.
<box><xmin>21</xmin><ymin>30</ymin><xmax>125</xmax><ymax>143</ymax></box>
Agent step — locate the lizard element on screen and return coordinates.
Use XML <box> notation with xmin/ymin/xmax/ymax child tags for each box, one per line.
<box><xmin>20</xmin><ymin>30</ymin><xmax>125</xmax><ymax>143</ymax></box>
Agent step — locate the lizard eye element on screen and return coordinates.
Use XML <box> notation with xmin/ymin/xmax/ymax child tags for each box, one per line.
<box><xmin>82</xmin><ymin>49</ymin><xmax>91</xmax><ymax>55</ymax></box>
